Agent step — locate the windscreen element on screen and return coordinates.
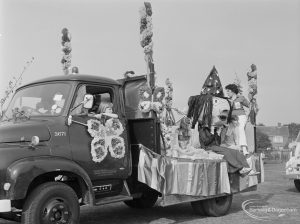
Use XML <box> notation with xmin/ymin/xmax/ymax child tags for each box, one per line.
<box><xmin>1</xmin><ymin>82</ymin><xmax>71</xmax><ymax>121</ymax></box>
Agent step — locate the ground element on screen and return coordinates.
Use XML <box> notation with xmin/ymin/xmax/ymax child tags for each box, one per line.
<box><xmin>1</xmin><ymin>163</ymin><xmax>299</xmax><ymax>224</ymax></box>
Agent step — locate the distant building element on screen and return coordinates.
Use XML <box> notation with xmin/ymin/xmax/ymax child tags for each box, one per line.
<box><xmin>257</xmin><ymin>123</ymin><xmax>289</xmax><ymax>150</ymax></box>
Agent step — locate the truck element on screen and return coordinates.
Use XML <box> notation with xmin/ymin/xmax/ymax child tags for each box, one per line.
<box><xmin>0</xmin><ymin>74</ymin><xmax>264</xmax><ymax>224</ymax></box>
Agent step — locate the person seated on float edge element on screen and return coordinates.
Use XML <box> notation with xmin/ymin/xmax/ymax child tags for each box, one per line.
<box><xmin>198</xmin><ymin>122</ymin><xmax>258</xmax><ymax>176</ymax></box>
<box><xmin>220</xmin><ymin>115</ymin><xmax>240</xmax><ymax>150</ymax></box>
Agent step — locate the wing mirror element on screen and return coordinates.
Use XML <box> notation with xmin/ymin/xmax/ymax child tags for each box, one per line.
<box><xmin>83</xmin><ymin>94</ymin><xmax>93</xmax><ymax>109</ymax></box>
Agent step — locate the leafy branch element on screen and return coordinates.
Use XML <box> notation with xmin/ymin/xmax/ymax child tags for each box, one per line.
<box><xmin>0</xmin><ymin>57</ymin><xmax>35</xmax><ymax>113</ymax></box>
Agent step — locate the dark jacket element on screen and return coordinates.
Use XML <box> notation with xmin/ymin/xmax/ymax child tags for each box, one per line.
<box><xmin>198</xmin><ymin>126</ymin><xmax>221</xmax><ymax>149</ymax></box>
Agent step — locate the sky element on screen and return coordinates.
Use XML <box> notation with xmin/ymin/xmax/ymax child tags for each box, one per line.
<box><xmin>0</xmin><ymin>0</ymin><xmax>300</xmax><ymax>126</ymax></box>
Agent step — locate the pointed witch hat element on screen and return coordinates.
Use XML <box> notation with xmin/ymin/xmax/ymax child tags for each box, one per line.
<box><xmin>200</xmin><ymin>66</ymin><xmax>224</xmax><ymax>97</ymax></box>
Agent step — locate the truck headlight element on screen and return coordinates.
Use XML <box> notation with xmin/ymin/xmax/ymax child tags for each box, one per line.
<box><xmin>3</xmin><ymin>183</ymin><xmax>11</xmax><ymax>191</ymax></box>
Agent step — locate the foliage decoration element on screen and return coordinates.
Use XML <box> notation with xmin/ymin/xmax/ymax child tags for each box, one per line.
<box><xmin>0</xmin><ymin>57</ymin><xmax>35</xmax><ymax>117</ymax></box>
<box><xmin>139</xmin><ymin>2</ymin><xmax>154</xmax><ymax>69</ymax></box>
<box><xmin>61</xmin><ymin>28</ymin><xmax>72</xmax><ymax>75</ymax></box>
<box><xmin>247</xmin><ymin>64</ymin><xmax>258</xmax><ymax>124</ymax></box>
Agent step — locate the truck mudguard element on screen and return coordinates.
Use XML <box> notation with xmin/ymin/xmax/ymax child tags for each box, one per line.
<box><xmin>6</xmin><ymin>156</ymin><xmax>94</xmax><ymax>203</ymax></box>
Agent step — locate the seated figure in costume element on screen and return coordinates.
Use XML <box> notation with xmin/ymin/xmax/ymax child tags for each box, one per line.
<box><xmin>220</xmin><ymin>115</ymin><xmax>240</xmax><ymax>150</ymax></box>
<box><xmin>196</xmin><ymin>109</ymin><xmax>255</xmax><ymax>175</ymax></box>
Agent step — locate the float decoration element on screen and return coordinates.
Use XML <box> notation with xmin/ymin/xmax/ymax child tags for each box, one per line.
<box><xmin>91</xmin><ymin>137</ymin><xmax>107</xmax><ymax>163</ymax></box>
<box><xmin>247</xmin><ymin>64</ymin><xmax>258</xmax><ymax>125</ymax></box>
<box><xmin>234</xmin><ymin>73</ymin><xmax>243</xmax><ymax>94</ymax></box>
<box><xmin>200</xmin><ymin>66</ymin><xmax>224</xmax><ymax>97</ymax></box>
<box><xmin>163</xmin><ymin>78</ymin><xmax>176</xmax><ymax>126</ymax></box>
<box><xmin>140</xmin><ymin>2</ymin><xmax>153</xmax><ymax>70</ymax></box>
<box><xmin>0</xmin><ymin>57</ymin><xmax>35</xmax><ymax>115</ymax></box>
<box><xmin>61</xmin><ymin>28</ymin><xmax>72</xmax><ymax>75</ymax></box>
<box><xmin>87</xmin><ymin>117</ymin><xmax>125</xmax><ymax>162</ymax></box>
<box><xmin>138</xmin><ymin>85</ymin><xmax>165</xmax><ymax>114</ymax></box>
<box><xmin>108</xmin><ymin>136</ymin><xmax>126</xmax><ymax>159</ymax></box>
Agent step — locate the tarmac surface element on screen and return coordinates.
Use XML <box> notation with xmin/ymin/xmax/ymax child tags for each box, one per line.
<box><xmin>1</xmin><ymin>162</ymin><xmax>300</xmax><ymax>224</ymax></box>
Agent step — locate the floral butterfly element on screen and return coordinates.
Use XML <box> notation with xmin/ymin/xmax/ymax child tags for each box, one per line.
<box><xmin>138</xmin><ymin>85</ymin><xmax>165</xmax><ymax>113</ymax></box>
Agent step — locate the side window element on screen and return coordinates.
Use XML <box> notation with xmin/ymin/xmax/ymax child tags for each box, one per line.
<box><xmin>71</xmin><ymin>85</ymin><xmax>87</xmax><ymax>115</ymax></box>
<box><xmin>71</xmin><ymin>84</ymin><xmax>114</xmax><ymax>115</ymax></box>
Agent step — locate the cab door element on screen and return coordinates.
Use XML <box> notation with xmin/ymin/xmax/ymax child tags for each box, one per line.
<box><xmin>68</xmin><ymin>83</ymin><xmax>131</xmax><ymax>184</ymax></box>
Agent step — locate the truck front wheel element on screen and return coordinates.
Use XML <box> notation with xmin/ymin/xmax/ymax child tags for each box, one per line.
<box><xmin>202</xmin><ymin>194</ymin><xmax>233</xmax><ymax>217</ymax></box>
<box><xmin>22</xmin><ymin>182</ymin><xmax>79</xmax><ymax>224</ymax></box>
<box><xmin>294</xmin><ymin>179</ymin><xmax>300</xmax><ymax>192</ymax></box>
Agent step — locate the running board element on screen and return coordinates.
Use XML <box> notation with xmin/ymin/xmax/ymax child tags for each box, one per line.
<box><xmin>95</xmin><ymin>195</ymin><xmax>133</xmax><ymax>206</ymax></box>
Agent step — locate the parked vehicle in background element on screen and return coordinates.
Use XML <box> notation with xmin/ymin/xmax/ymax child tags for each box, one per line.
<box><xmin>286</xmin><ymin>132</ymin><xmax>300</xmax><ymax>192</ymax></box>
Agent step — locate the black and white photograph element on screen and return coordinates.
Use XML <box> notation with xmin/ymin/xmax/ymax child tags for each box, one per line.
<box><xmin>0</xmin><ymin>0</ymin><xmax>300</xmax><ymax>223</ymax></box>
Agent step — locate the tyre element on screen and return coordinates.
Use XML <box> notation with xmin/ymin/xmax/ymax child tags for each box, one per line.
<box><xmin>22</xmin><ymin>182</ymin><xmax>79</xmax><ymax>224</ymax></box>
<box><xmin>124</xmin><ymin>188</ymin><xmax>158</xmax><ymax>209</ymax></box>
<box><xmin>294</xmin><ymin>179</ymin><xmax>300</xmax><ymax>192</ymax></box>
<box><xmin>191</xmin><ymin>200</ymin><xmax>206</xmax><ymax>216</ymax></box>
<box><xmin>202</xmin><ymin>194</ymin><xmax>233</xmax><ymax>217</ymax></box>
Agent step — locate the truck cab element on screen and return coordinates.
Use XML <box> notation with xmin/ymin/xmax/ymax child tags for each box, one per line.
<box><xmin>0</xmin><ymin>74</ymin><xmax>162</xmax><ymax>223</ymax></box>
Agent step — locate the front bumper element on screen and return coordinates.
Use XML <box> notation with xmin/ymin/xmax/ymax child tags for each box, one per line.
<box><xmin>0</xmin><ymin>199</ymin><xmax>11</xmax><ymax>212</ymax></box>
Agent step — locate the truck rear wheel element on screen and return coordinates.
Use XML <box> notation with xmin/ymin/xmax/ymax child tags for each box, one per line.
<box><xmin>202</xmin><ymin>194</ymin><xmax>233</xmax><ymax>217</ymax></box>
<box><xmin>124</xmin><ymin>189</ymin><xmax>158</xmax><ymax>209</ymax></box>
<box><xmin>191</xmin><ymin>200</ymin><xmax>206</xmax><ymax>216</ymax></box>
<box><xmin>22</xmin><ymin>182</ymin><xmax>79</xmax><ymax>224</ymax></box>
<box><xmin>294</xmin><ymin>179</ymin><xmax>300</xmax><ymax>192</ymax></box>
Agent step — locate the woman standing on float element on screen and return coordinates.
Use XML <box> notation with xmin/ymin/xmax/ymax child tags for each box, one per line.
<box><xmin>225</xmin><ymin>84</ymin><xmax>250</xmax><ymax>156</ymax></box>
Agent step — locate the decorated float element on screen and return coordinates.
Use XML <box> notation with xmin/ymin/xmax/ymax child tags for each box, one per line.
<box><xmin>133</xmin><ymin>2</ymin><xmax>264</xmax><ymax>214</ymax></box>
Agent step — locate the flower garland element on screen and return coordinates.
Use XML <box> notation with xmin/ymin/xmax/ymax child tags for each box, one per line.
<box><xmin>61</xmin><ymin>28</ymin><xmax>72</xmax><ymax>75</ymax></box>
<box><xmin>163</xmin><ymin>78</ymin><xmax>176</xmax><ymax>126</ymax></box>
<box><xmin>139</xmin><ymin>2</ymin><xmax>153</xmax><ymax>64</ymax></box>
<box><xmin>247</xmin><ymin>64</ymin><xmax>259</xmax><ymax>124</ymax></box>
<box><xmin>233</xmin><ymin>73</ymin><xmax>243</xmax><ymax>94</ymax></box>
<box><xmin>160</xmin><ymin>122</ymin><xmax>172</xmax><ymax>149</ymax></box>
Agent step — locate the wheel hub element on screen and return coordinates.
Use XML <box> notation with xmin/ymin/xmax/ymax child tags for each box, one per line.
<box><xmin>42</xmin><ymin>200</ymin><xmax>70</xmax><ymax>224</ymax></box>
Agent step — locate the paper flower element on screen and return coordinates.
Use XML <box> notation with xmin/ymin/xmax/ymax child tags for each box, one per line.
<box><xmin>105</xmin><ymin>118</ymin><xmax>124</xmax><ymax>136</ymax></box>
<box><xmin>87</xmin><ymin>119</ymin><xmax>105</xmax><ymax>138</ymax></box>
<box><xmin>108</xmin><ymin>136</ymin><xmax>125</xmax><ymax>159</ymax></box>
<box><xmin>138</xmin><ymin>101</ymin><xmax>152</xmax><ymax>113</ymax></box>
<box><xmin>91</xmin><ymin>137</ymin><xmax>108</xmax><ymax>163</ymax></box>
